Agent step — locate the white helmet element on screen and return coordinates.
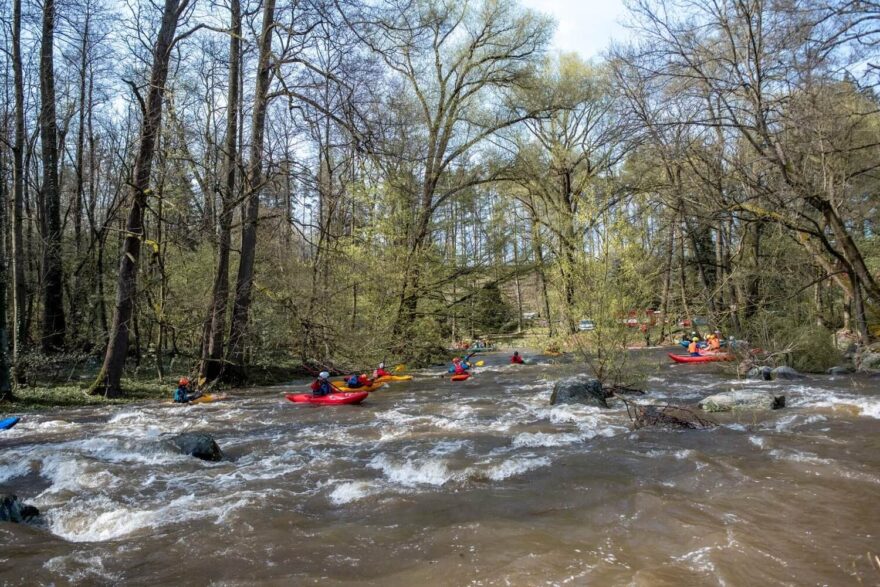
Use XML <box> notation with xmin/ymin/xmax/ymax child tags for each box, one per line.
<box><xmin>319</xmin><ymin>371</ymin><xmax>330</xmax><ymax>379</ymax></box>
<box><xmin>379</xmin><ymin>362</ymin><xmax>385</xmax><ymax>369</ymax></box>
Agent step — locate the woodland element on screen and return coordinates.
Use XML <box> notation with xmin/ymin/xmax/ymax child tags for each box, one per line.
<box><xmin>0</xmin><ymin>0</ymin><xmax>877</xmax><ymax>399</ymax></box>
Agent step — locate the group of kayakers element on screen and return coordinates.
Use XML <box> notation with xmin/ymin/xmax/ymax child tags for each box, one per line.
<box><xmin>686</xmin><ymin>330</ymin><xmax>724</xmax><ymax>356</ymax></box>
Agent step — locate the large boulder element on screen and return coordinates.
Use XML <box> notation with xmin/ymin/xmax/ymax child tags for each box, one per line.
<box><xmin>0</xmin><ymin>495</ymin><xmax>40</xmax><ymax>523</ymax></box>
<box><xmin>746</xmin><ymin>366</ymin><xmax>772</xmax><ymax>381</ymax></box>
<box><xmin>856</xmin><ymin>351</ymin><xmax>880</xmax><ymax>372</ymax></box>
<box><xmin>699</xmin><ymin>390</ymin><xmax>785</xmax><ymax>413</ymax></box>
<box><xmin>828</xmin><ymin>366</ymin><xmax>854</xmax><ymax>376</ymax></box>
<box><xmin>771</xmin><ymin>366</ymin><xmax>805</xmax><ymax>380</ymax></box>
<box><xmin>549</xmin><ymin>375</ymin><xmax>608</xmax><ymax>408</ymax></box>
<box><xmin>170</xmin><ymin>433</ymin><xmax>223</xmax><ymax>461</ymax></box>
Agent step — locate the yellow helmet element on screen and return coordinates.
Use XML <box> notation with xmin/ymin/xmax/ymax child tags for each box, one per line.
<box><xmin>692</xmin><ymin>337</ymin><xmax>699</xmax><ymax>342</ymax></box>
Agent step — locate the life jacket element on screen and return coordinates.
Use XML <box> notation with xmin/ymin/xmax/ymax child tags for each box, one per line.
<box><xmin>346</xmin><ymin>375</ymin><xmax>361</xmax><ymax>387</ymax></box>
<box><xmin>511</xmin><ymin>355</ymin><xmax>523</xmax><ymax>364</ymax></box>
<box><xmin>709</xmin><ymin>337</ymin><xmax>721</xmax><ymax>350</ymax></box>
<box><xmin>688</xmin><ymin>342</ymin><xmax>698</xmax><ymax>354</ymax></box>
<box><xmin>375</xmin><ymin>368</ymin><xmax>391</xmax><ymax>378</ymax></box>
<box><xmin>311</xmin><ymin>379</ymin><xmax>331</xmax><ymax>395</ymax></box>
<box><xmin>453</xmin><ymin>363</ymin><xmax>467</xmax><ymax>375</ymax></box>
<box><xmin>173</xmin><ymin>386</ymin><xmax>189</xmax><ymax>403</ymax></box>
<box><xmin>358</xmin><ymin>375</ymin><xmax>371</xmax><ymax>386</ymax></box>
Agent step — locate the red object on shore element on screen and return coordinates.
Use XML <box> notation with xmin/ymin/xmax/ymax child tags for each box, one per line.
<box><xmin>285</xmin><ymin>392</ymin><xmax>369</xmax><ymax>405</ymax></box>
<box><xmin>450</xmin><ymin>373</ymin><xmax>470</xmax><ymax>381</ymax></box>
<box><xmin>667</xmin><ymin>353</ymin><xmax>733</xmax><ymax>363</ymax></box>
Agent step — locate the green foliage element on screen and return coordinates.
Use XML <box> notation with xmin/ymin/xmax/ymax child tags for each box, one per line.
<box><xmin>787</xmin><ymin>326</ymin><xmax>842</xmax><ymax>373</ymax></box>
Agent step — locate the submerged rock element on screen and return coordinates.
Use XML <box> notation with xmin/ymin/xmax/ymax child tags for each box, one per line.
<box><xmin>699</xmin><ymin>390</ymin><xmax>785</xmax><ymax>413</ymax></box>
<box><xmin>171</xmin><ymin>433</ymin><xmax>223</xmax><ymax>462</ymax></box>
<box><xmin>0</xmin><ymin>495</ymin><xmax>40</xmax><ymax>523</ymax></box>
<box><xmin>549</xmin><ymin>375</ymin><xmax>607</xmax><ymax>408</ymax></box>
<box><xmin>631</xmin><ymin>405</ymin><xmax>715</xmax><ymax>430</ymax></box>
<box><xmin>771</xmin><ymin>366</ymin><xmax>805</xmax><ymax>380</ymax></box>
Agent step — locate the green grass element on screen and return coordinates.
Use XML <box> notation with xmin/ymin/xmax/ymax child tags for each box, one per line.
<box><xmin>0</xmin><ymin>378</ymin><xmax>171</xmax><ymax>414</ymax></box>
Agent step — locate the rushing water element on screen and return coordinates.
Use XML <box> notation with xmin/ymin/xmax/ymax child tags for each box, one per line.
<box><xmin>1</xmin><ymin>349</ymin><xmax>878</xmax><ymax>585</ymax></box>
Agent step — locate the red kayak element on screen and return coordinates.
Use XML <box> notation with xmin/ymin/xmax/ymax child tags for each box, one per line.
<box><xmin>668</xmin><ymin>352</ymin><xmax>733</xmax><ymax>363</ymax></box>
<box><xmin>450</xmin><ymin>373</ymin><xmax>470</xmax><ymax>381</ymax></box>
<box><xmin>285</xmin><ymin>392</ymin><xmax>368</xmax><ymax>405</ymax></box>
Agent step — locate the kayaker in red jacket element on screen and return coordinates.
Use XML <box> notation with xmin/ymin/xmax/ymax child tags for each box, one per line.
<box><xmin>310</xmin><ymin>372</ymin><xmax>333</xmax><ymax>396</ymax></box>
<box><xmin>345</xmin><ymin>373</ymin><xmax>373</xmax><ymax>388</ymax></box>
<box><xmin>373</xmin><ymin>362</ymin><xmax>391</xmax><ymax>378</ymax></box>
<box><xmin>510</xmin><ymin>351</ymin><xmax>524</xmax><ymax>364</ymax></box>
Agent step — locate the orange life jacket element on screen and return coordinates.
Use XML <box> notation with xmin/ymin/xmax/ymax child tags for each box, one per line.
<box><xmin>688</xmin><ymin>341</ymin><xmax>698</xmax><ymax>354</ymax></box>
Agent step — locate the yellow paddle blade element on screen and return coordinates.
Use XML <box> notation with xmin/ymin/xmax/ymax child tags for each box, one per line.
<box><xmin>394</xmin><ymin>364</ymin><xmax>406</xmax><ymax>372</ymax></box>
<box><xmin>475</xmin><ymin>360</ymin><xmax>485</xmax><ymax>367</ymax></box>
<box><xmin>198</xmin><ymin>376</ymin><xmax>206</xmax><ymax>386</ymax></box>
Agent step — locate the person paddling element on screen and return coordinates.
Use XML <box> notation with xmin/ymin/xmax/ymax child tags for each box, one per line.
<box><xmin>344</xmin><ymin>373</ymin><xmax>373</xmax><ymax>389</ymax></box>
<box><xmin>173</xmin><ymin>377</ymin><xmax>202</xmax><ymax>403</ymax></box>
<box><xmin>449</xmin><ymin>357</ymin><xmax>470</xmax><ymax>375</ymax></box>
<box><xmin>510</xmin><ymin>351</ymin><xmax>524</xmax><ymax>365</ymax></box>
<box><xmin>311</xmin><ymin>372</ymin><xmax>334</xmax><ymax>396</ymax></box>
<box><xmin>688</xmin><ymin>337</ymin><xmax>701</xmax><ymax>357</ymax></box>
<box><xmin>373</xmin><ymin>362</ymin><xmax>391</xmax><ymax>379</ymax></box>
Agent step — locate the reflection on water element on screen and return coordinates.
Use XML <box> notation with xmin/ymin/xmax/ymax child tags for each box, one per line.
<box><xmin>1</xmin><ymin>350</ymin><xmax>878</xmax><ymax>584</ymax></box>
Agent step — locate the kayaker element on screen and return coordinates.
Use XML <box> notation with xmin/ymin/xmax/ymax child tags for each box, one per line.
<box><xmin>173</xmin><ymin>377</ymin><xmax>202</xmax><ymax>403</ymax></box>
<box><xmin>511</xmin><ymin>351</ymin><xmax>524</xmax><ymax>364</ymax></box>
<box><xmin>345</xmin><ymin>373</ymin><xmax>373</xmax><ymax>388</ymax></box>
<box><xmin>373</xmin><ymin>362</ymin><xmax>392</xmax><ymax>379</ymax></box>
<box><xmin>310</xmin><ymin>372</ymin><xmax>333</xmax><ymax>396</ymax></box>
<box><xmin>688</xmin><ymin>337</ymin><xmax>700</xmax><ymax>356</ymax></box>
<box><xmin>449</xmin><ymin>357</ymin><xmax>471</xmax><ymax>375</ymax></box>
<box><xmin>708</xmin><ymin>333</ymin><xmax>721</xmax><ymax>351</ymax></box>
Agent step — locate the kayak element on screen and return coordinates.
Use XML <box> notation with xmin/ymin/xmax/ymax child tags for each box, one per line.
<box><xmin>333</xmin><ymin>382</ymin><xmax>385</xmax><ymax>393</ymax></box>
<box><xmin>191</xmin><ymin>393</ymin><xmax>226</xmax><ymax>404</ymax></box>
<box><xmin>668</xmin><ymin>352</ymin><xmax>733</xmax><ymax>363</ymax></box>
<box><xmin>285</xmin><ymin>392</ymin><xmax>368</xmax><ymax>405</ymax></box>
<box><xmin>0</xmin><ymin>416</ymin><xmax>20</xmax><ymax>430</ymax></box>
<box><xmin>450</xmin><ymin>373</ymin><xmax>470</xmax><ymax>381</ymax></box>
<box><xmin>374</xmin><ymin>375</ymin><xmax>413</xmax><ymax>383</ymax></box>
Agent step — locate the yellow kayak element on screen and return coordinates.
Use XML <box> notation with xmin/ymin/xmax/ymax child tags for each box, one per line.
<box><xmin>333</xmin><ymin>382</ymin><xmax>386</xmax><ymax>393</ymax></box>
<box><xmin>164</xmin><ymin>393</ymin><xmax>227</xmax><ymax>405</ymax></box>
<box><xmin>374</xmin><ymin>375</ymin><xmax>413</xmax><ymax>383</ymax></box>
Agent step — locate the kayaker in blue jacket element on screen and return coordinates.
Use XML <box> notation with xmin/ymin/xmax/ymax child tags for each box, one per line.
<box><xmin>173</xmin><ymin>377</ymin><xmax>202</xmax><ymax>403</ymax></box>
<box><xmin>310</xmin><ymin>372</ymin><xmax>333</xmax><ymax>396</ymax></box>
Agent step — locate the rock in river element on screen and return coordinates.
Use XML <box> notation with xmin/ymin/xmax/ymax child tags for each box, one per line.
<box><xmin>771</xmin><ymin>366</ymin><xmax>805</xmax><ymax>380</ymax></box>
<box><xmin>746</xmin><ymin>366</ymin><xmax>773</xmax><ymax>381</ymax></box>
<box><xmin>699</xmin><ymin>390</ymin><xmax>785</xmax><ymax>413</ymax></box>
<box><xmin>171</xmin><ymin>433</ymin><xmax>223</xmax><ymax>461</ymax></box>
<box><xmin>550</xmin><ymin>375</ymin><xmax>608</xmax><ymax>408</ymax></box>
<box><xmin>0</xmin><ymin>495</ymin><xmax>40</xmax><ymax>523</ymax></box>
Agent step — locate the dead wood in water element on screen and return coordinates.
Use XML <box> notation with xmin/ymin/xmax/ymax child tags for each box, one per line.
<box><xmin>619</xmin><ymin>397</ymin><xmax>717</xmax><ymax>430</ymax></box>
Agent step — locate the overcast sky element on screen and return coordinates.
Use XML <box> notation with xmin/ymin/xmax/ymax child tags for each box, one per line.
<box><xmin>520</xmin><ymin>0</ymin><xmax>630</xmax><ymax>60</ymax></box>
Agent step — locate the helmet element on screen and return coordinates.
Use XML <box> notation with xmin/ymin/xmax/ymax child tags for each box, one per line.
<box><xmin>179</xmin><ymin>377</ymin><xmax>189</xmax><ymax>386</ymax></box>
<box><xmin>513</xmin><ymin>351</ymin><xmax>519</xmax><ymax>356</ymax></box>
<box><xmin>692</xmin><ymin>337</ymin><xmax>699</xmax><ymax>342</ymax></box>
<box><xmin>319</xmin><ymin>371</ymin><xmax>330</xmax><ymax>379</ymax></box>
<box><xmin>379</xmin><ymin>362</ymin><xmax>385</xmax><ymax>369</ymax></box>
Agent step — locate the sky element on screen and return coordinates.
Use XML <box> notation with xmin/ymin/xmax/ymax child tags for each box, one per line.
<box><xmin>519</xmin><ymin>0</ymin><xmax>630</xmax><ymax>60</ymax></box>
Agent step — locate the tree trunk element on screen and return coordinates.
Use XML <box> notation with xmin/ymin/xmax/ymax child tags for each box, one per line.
<box><xmin>11</xmin><ymin>0</ymin><xmax>28</xmax><ymax>380</ymax></box>
<box><xmin>0</xmin><ymin>144</ymin><xmax>13</xmax><ymax>400</ymax></box>
<box><xmin>39</xmin><ymin>0</ymin><xmax>67</xmax><ymax>353</ymax></box>
<box><xmin>225</xmin><ymin>0</ymin><xmax>276</xmax><ymax>380</ymax></box>
<box><xmin>200</xmin><ymin>0</ymin><xmax>241</xmax><ymax>384</ymax></box>
<box><xmin>658</xmin><ymin>219</ymin><xmax>675</xmax><ymax>343</ymax></box>
<box><xmin>90</xmin><ymin>0</ymin><xmax>187</xmax><ymax>397</ymax></box>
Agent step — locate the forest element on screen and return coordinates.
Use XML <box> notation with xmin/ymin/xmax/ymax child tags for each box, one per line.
<box><xmin>0</xmin><ymin>0</ymin><xmax>877</xmax><ymax>399</ymax></box>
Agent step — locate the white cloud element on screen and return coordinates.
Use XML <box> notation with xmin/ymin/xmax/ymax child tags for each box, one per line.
<box><xmin>520</xmin><ymin>0</ymin><xmax>630</xmax><ymax>60</ymax></box>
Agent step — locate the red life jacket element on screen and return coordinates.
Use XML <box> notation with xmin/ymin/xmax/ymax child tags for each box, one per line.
<box><xmin>511</xmin><ymin>355</ymin><xmax>523</xmax><ymax>364</ymax></box>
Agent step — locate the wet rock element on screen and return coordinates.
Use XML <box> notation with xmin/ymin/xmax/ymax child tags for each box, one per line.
<box><xmin>746</xmin><ymin>366</ymin><xmax>772</xmax><ymax>381</ymax></box>
<box><xmin>631</xmin><ymin>405</ymin><xmax>715</xmax><ymax>430</ymax></box>
<box><xmin>699</xmin><ymin>390</ymin><xmax>785</xmax><ymax>413</ymax></box>
<box><xmin>828</xmin><ymin>366</ymin><xmax>854</xmax><ymax>375</ymax></box>
<box><xmin>771</xmin><ymin>366</ymin><xmax>805</xmax><ymax>380</ymax></box>
<box><xmin>549</xmin><ymin>375</ymin><xmax>607</xmax><ymax>408</ymax></box>
<box><xmin>0</xmin><ymin>495</ymin><xmax>40</xmax><ymax>523</ymax></box>
<box><xmin>856</xmin><ymin>351</ymin><xmax>880</xmax><ymax>372</ymax></box>
<box><xmin>171</xmin><ymin>433</ymin><xmax>223</xmax><ymax>461</ymax></box>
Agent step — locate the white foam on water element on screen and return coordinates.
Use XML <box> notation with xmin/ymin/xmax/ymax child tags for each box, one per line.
<box><xmin>368</xmin><ymin>454</ymin><xmax>459</xmax><ymax>487</ymax></box>
<box><xmin>43</xmin><ymin>553</ymin><xmax>122</xmax><ymax>582</ymax></box>
<box><xmin>512</xmin><ymin>432</ymin><xmax>582</xmax><ymax>448</ymax></box>
<box><xmin>0</xmin><ymin>458</ymin><xmax>33</xmax><ymax>484</ymax></box>
<box><xmin>328</xmin><ymin>481</ymin><xmax>380</xmax><ymax>505</ymax></box>
<box><xmin>801</xmin><ymin>395</ymin><xmax>880</xmax><ymax>419</ymax></box>
<box><xmin>37</xmin><ymin>454</ymin><xmax>121</xmax><ymax>495</ymax></box>
<box><xmin>768</xmin><ymin>449</ymin><xmax>834</xmax><ymax>466</ymax></box>
<box><xmin>481</xmin><ymin>456</ymin><xmax>550</xmax><ymax>481</ymax></box>
<box><xmin>748</xmin><ymin>436</ymin><xmax>766</xmax><ymax>449</ymax></box>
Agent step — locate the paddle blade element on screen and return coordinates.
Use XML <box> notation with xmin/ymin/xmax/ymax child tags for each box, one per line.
<box><xmin>475</xmin><ymin>360</ymin><xmax>485</xmax><ymax>367</ymax></box>
<box><xmin>394</xmin><ymin>364</ymin><xmax>406</xmax><ymax>372</ymax></box>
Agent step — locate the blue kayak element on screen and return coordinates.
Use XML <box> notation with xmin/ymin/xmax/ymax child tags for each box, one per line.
<box><xmin>0</xmin><ymin>416</ymin><xmax>20</xmax><ymax>430</ymax></box>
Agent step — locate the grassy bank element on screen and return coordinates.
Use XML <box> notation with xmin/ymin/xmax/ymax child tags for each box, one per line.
<box><xmin>1</xmin><ymin>379</ymin><xmax>171</xmax><ymax>414</ymax></box>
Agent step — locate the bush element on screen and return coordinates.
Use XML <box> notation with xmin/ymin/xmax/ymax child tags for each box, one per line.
<box><xmin>787</xmin><ymin>326</ymin><xmax>841</xmax><ymax>373</ymax></box>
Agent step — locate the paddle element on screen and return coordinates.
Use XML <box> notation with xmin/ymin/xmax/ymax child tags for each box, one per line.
<box><xmin>393</xmin><ymin>364</ymin><xmax>406</xmax><ymax>372</ymax></box>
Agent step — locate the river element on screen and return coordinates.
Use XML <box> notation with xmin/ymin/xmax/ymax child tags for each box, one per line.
<box><xmin>1</xmin><ymin>349</ymin><xmax>878</xmax><ymax>585</ymax></box>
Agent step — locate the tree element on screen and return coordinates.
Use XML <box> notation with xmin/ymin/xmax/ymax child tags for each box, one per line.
<box><xmin>91</xmin><ymin>0</ymin><xmax>196</xmax><ymax>396</ymax></box>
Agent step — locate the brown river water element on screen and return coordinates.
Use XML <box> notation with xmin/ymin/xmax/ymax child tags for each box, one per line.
<box><xmin>1</xmin><ymin>349</ymin><xmax>878</xmax><ymax>585</ymax></box>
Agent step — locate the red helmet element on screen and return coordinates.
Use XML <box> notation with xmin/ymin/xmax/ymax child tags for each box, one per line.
<box><xmin>179</xmin><ymin>377</ymin><xmax>190</xmax><ymax>386</ymax></box>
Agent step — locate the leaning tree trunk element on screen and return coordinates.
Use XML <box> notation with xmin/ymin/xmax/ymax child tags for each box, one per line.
<box><xmin>200</xmin><ymin>0</ymin><xmax>241</xmax><ymax>384</ymax></box>
<box><xmin>225</xmin><ymin>0</ymin><xmax>276</xmax><ymax>382</ymax></box>
<box><xmin>90</xmin><ymin>0</ymin><xmax>187</xmax><ymax>397</ymax></box>
<box><xmin>39</xmin><ymin>0</ymin><xmax>67</xmax><ymax>353</ymax></box>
